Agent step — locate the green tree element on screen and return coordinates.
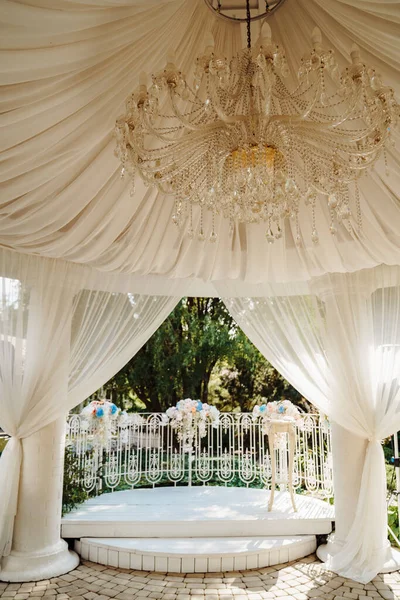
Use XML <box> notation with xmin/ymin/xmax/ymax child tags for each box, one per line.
<box><xmin>101</xmin><ymin>297</ymin><xmax>306</xmax><ymax>413</ymax></box>
<box><xmin>211</xmin><ymin>334</ymin><xmax>308</xmax><ymax>412</ymax></box>
<box><xmin>104</xmin><ymin>298</ymin><xmax>237</xmax><ymax>412</ymax></box>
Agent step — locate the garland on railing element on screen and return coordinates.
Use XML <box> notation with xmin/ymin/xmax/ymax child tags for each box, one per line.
<box><xmin>80</xmin><ymin>400</ymin><xmax>127</xmax><ymax>448</ymax></box>
<box><xmin>252</xmin><ymin>400</ymin><xmax>305</xmax><ymax>435</ymax></box>
<box><xmin>166</xmin><ymin>398</ymin><xmax>220</xmax><ymax>451</ymax></box>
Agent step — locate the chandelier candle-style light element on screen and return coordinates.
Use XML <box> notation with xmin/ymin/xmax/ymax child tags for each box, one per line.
<box><xmin>114</xmin><ymin>0</ymin><xmax>398</xmax><ymax>245</ymax></box>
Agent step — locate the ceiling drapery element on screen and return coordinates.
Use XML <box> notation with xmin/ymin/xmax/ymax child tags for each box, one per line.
<box><xmin>0</xmin><ymin>0</ymin><xmax>399</xmax><ymax>287</ymax></box>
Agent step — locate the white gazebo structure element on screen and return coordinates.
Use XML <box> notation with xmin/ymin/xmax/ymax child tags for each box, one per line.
<box><xmin>0</xmin><ymin>0</ymin><xmax>400</xmax><ymax>588</ymax></box>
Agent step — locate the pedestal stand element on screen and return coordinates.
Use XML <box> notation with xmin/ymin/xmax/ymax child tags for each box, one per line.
<box><xmin>268</xmin><ymin>420</ymin><xmax>297</xmax><ymax>513</ymax></box>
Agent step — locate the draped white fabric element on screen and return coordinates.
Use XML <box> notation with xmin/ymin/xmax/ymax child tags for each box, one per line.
<box><xmin>0</xmin><ymin>0</ymin><xmax>399</xmax><ymax>283</ymax></box>
<box><xmin>219</xmin><ymin>265</ymin><xmax>400</xmax><ymax>582</ymax></box>
<box><xmin>1</xmin><ymin>0</ymin><xmax>400</xmax><ymax>584</ymax></box>
<box><xmin>0</xmin><ymin>249</ymin><xmax>180</xmax><ymax>558</ymax></box>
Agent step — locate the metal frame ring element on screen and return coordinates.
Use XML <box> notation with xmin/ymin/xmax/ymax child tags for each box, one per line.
<box><xmin>203</xmin><ymin>0</ymin><xmax>287</xmax><ymax>23</ymax></box>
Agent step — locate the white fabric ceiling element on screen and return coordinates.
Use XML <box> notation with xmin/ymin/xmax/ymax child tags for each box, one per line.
<box><xmin>1</xmin><ymin>0</ymin><xmax>399</xmax><ymax>288</ymax></box>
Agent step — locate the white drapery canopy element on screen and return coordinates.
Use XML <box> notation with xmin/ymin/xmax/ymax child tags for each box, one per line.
<box><xmin>0</xmin><ymin>0</ymin><xmax>400</xmax><ymax>586</ymax></box>
<box><xmin>219</xmin><ymin>265</ymin><xmax>400</xmax><ymax>582</ymax></box>
<box><xmin>0</xmin><ymin>0</ymin><xmax>399</xmax><ymax>283</ymax></box>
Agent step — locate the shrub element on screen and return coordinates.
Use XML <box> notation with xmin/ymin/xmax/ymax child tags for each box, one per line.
<box><xmin>388</xmin><ymin>504</ymin><xmax>400</xmax><ymax>547</ymax></box>
<box><xmin>62</xmin><ymin>446</ymin><xmax>89</xmax><ymax>515</ymax></box>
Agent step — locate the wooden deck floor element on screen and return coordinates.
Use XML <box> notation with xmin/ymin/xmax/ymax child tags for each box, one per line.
<box><xmin>62</xmin><ymin>486</ymin><xmax>334</xmax><ymax>538</ymax></box>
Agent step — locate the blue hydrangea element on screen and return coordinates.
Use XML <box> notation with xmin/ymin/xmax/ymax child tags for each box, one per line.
<box><xmin>278</xmin><ymin>405</ymin><xmax>285</xmax><ymax>414</ymax></box>
<box><xmin>96</xmin><ymin>407</ymin><xmax>104</xmax><ymax>418</ymax></box>
<box><xmin>196</xmin><ymin>401</ymin><xmax>203</xmax><ymax>412</ymax></box>
<box><xmin>110</xmin><ymin>404</ymin><xmax>118</xmax><ymax>415</ymax></box>
<box><xmin>259</xmin><ymin>404</ymin><xmax>267</xmax><ymax>413</ymax></box>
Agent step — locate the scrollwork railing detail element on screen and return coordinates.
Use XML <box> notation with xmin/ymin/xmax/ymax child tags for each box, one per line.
<box><xmin>66</xmin><ymin>412</ymin><xmax>333</xmax><ymax>499</ymax></box>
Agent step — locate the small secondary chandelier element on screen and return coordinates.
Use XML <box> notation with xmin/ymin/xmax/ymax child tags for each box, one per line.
<box><xmin>115</xmin><ymin>0</ymin><xmax>398</xmax><ymax>245</ymax></box>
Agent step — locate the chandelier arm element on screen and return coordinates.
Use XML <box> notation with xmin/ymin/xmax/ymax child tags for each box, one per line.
<box><xmin>214</xmin><ymin>74</ymin><xmax>252</xmax><ymax>106</ymax></box>
<box><xmin>207</xmin><ymin>87</ymin><xmax>251</xmax><ymax>124</ymax></box>
<box><xmin>272</xmin><ymin>75</ymin><xmax>324</xmax><ymax>117</ymax></box>
<box><xmin>275</xmin><ymin>79</ymin><xmax>370</xmax><ymax>132</ymax></box>
<box><xmin>136</xmin><ymin>123</ymin><xmax>184</xmax><ymax>146</ymax></box>
<box><xmin>168</xmin><ymin>93</ymin><xmax>215</xmax><ymax>131</ymax></box>
<box><xmin>286</xmin><ymin>121</ymin><xmax>368</xmax><ymax>144</ymax></box>
<box><xmin>272</xmin><ymin>75</ymin><xmax>348</xmax><ymax>122</ymax></box>
<box><xmin>273</xmin><ymin>78</ymin><xmax>317</xmax><ymax>104</ymax></box>
<box><xmin>141</xmin><ymin>109</ymin><xmax>193</xmax><ymax>143</ymax></box>
<box><xmin>169</xmin><ymin>90</ymin><xmax>245</xmax><ymax>130</ymax></box>
<box><xmin>280</xmin><ymin>89</ymin><xmax>365</xmax><ymax>129</ymax></box>
<box><xmin>137</xmin><ymin>133</ymin><xmax>224</xmax><ymax>183</ymax></box>
<box><xmin>289</xmin><ymin>89</ymin><xmax>321</xmax><ymax>120</ymax></box>
<box><xmin>158</xmin><ymin>101</ymin><xmax>211</xmax><ymax>130</ymax></box>
<box><xmin>293</xmin><ymin>131</ymin><xmax>382</xmax><ymax>167</ymax></box>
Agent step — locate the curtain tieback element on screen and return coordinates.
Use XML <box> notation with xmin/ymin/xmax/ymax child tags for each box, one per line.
<box><xmin>5</xmin><ymin>434</ymin><xmax>22</xmax><ymax>446</ymax></box>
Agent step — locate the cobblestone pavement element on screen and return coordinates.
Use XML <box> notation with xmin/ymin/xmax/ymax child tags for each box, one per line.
<box><xmin>0</xmin><ymin>555</ymin><xmax>399</xmax><ymax>600</ymax></box>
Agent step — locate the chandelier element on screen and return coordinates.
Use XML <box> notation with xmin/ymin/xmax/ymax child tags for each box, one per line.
<box><xmin>114</xmin><ymin>0</ymin><xmax>398</xmax><ymax>245</ymax></box>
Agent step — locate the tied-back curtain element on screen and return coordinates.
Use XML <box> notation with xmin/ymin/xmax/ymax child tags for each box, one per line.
<box><xmin>0</xmin><ymin>248</ymin><xmax>181</xmax><ymax>558</ymax></box>
<box><xmin>218</xmin><ymin>264</ymin><xmax>400</xmax><ymax>583</ymax></box>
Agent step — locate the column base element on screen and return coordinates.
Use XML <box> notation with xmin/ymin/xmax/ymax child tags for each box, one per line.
<box><xmin>0</xmin><ymin>539</ymin><xmax>79</xmax><ymax>582</ymax></box>
<box><xmin>317</xmin><ymin>537</ymin><xmax>400</xmax><ymax>574</ymax></box>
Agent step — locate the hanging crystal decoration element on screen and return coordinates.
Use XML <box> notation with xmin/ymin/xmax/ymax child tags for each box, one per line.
<box><xmin>114</xmin><ymin>3</ymin><xmax>398</xmax><ymax>244</ymax></box>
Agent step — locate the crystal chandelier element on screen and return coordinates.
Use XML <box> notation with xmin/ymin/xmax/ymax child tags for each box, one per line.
<box><xmin>114</xmin><ymin>0</ymin><xmax>398</xmax><ymax>245</ymax></box>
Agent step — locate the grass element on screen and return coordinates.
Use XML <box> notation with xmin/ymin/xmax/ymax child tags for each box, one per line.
<box><xmin>0</xmin><ymin>438</ymin><xmax>8</xmax><ymax>454</ymax></box>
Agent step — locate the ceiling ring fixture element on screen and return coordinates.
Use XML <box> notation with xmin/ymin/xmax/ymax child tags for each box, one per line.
<box><xmin>115</xmin><ymin>0</ymin><xmax>399</xmax><ymax>246</ymax></box>
<box><xmin>202</xmin><ymin>0</ymin><xmax>287</xmax><ymax>24</ymax></box>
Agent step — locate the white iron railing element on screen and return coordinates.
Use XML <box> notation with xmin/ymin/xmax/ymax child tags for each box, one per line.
<box><xmin>66</xmin><ymin>412</ymin><xmax>333</xmax><ymax>498</ymax></box>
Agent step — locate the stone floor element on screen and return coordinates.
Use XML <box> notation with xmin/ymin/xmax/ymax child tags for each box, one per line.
<box><xmin>0</xmin><ymin>555</ymin><xmax>399</xmax><ymax>600</ymax></box>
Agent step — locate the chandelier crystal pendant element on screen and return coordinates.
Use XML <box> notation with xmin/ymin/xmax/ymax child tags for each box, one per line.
<box><xmin>114</xmin><ymin>0</ymin><xmax>398</xmax><ymax>245</ymax></box>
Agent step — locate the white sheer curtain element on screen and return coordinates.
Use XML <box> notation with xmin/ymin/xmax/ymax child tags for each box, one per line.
<box><xmin>0</xmin><ymin>248</ymin><xmax>181</xmax><ymax>558</ymax></box>
<box><xmin>218</xmin><ymin>265</ymin><xmax>400</xmax><ymax>583</ymax></box>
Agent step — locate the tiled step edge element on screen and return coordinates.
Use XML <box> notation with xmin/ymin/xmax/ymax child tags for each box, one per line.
<box><xmin>75</xmin><ymin>536</ymin><xmax>317</xmax><ymax>573</ymax></box>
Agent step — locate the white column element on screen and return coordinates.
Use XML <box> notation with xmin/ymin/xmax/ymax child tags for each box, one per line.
<box><xmin>0</xmin><ymin>417</ymin><xmax>79</xmax><ymax>581</ymax></box>
<box><xmin>0</xmin><ymin>281</ymin><xmax>79</xmax><ymax>582</ymax></box>
<box><xmin>0</xmin><ymin>417</ymin><xmax>79</xmax><ymax>582</ymax></box>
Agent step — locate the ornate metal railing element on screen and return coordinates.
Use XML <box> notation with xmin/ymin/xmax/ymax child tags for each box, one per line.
<box><xmin>65</xmin><ymin>412</ymin><xmax>333</xmax><ymax>498</ymax></box>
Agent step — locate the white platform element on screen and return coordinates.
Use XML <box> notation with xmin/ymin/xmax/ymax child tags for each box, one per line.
<box><xmin>62</xmin><ymin>486</ymin><xmax>334</xmax><ymax>538</ymax></box>
<box><xmin>75</xmin><ymin>534</ymin><xmax>317</xmax><ymax>573</ymax></box>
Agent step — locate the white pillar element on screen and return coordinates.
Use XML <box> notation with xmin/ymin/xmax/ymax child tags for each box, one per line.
<box><xmin>0</xmin><ymin>417</ymin><xmax>79</xmax><ymax>582</ymax></box>
<box><xmin>317</xmin><ymin>423</ymin><xmax>400</xmax><ymax>572</ymax></box>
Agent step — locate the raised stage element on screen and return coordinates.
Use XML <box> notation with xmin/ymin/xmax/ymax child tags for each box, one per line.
<box><xmin>63</xmin><ymin>486</ymin><xmax>334</xmax><ymax>573</ymax></box>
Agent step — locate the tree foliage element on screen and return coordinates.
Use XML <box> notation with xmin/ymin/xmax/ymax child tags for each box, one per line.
<box><xmin>102</xmin><ymin>297</ymin><xmax>306</xmax><ymax>413</ymax></box>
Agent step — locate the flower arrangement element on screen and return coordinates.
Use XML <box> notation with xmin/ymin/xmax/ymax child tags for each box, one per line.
<box><xmin>165</xmin><ymin>398</ymin><xmax>220</xmax><ymax>451</ymax></box>
<box><xmin>80</xmin><ymin>400</ymin><xmax>126</xmax><ymax>448</ymax></box>
<box><xmin>252</xmin><ymin>399</ymin><xmax>304</xmax><ymax>435</ymax></box>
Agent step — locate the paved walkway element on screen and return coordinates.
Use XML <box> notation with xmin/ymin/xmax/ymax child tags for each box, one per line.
<box><xmin>0</xmin><ymin>555</ymin><xmax>399</xmax><ymax>600</ymax></box>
